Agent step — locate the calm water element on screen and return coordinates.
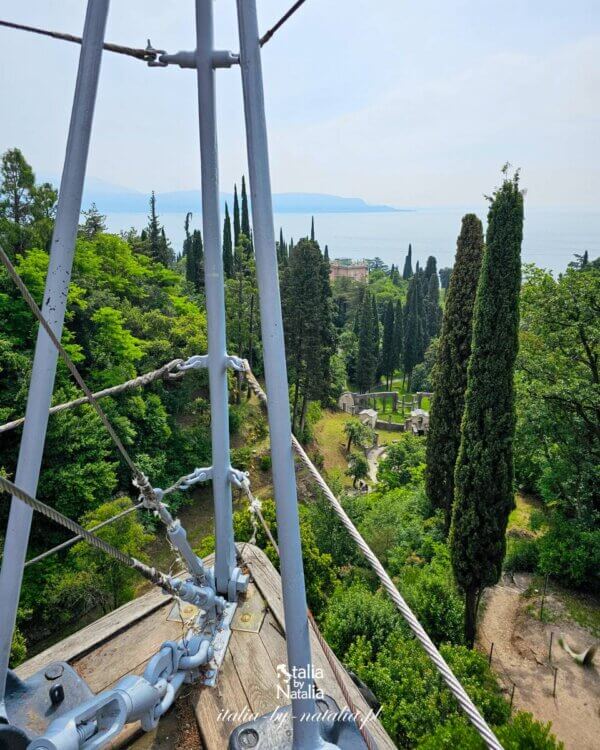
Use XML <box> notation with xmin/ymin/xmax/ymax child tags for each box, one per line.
<box><xmin>106</xmin><ymin>206</ymin><xmax>600</xmax><ymax>274</ymax></box>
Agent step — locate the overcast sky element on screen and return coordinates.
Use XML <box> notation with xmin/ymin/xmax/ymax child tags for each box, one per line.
<box><xmin>1</xmin><ymin>1</ymin><xmax>599</xmax><ymax>207</ymax></box>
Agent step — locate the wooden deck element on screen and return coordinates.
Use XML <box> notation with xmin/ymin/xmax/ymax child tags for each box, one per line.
<box><xmin>17</xmin><ymin>544</ymin><xmax>394</xmax><ymax>749</ymax></box>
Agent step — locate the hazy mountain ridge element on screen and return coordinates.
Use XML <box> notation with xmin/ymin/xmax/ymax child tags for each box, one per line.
<box><xmin>63</xmin><ymin>178</ymin><xmax>401</xmax><ymax>214</ymax></box>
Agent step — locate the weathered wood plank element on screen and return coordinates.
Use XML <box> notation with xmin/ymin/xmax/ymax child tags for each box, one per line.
<box><xmin>194</xmin><ymin>649</ymin><xmax>250</xmax><ymax>749</ymax></box>
<box><xmin>241</xmin><ymin>545</ymin><xmax>396</xmax><ymax>750</ymax></box>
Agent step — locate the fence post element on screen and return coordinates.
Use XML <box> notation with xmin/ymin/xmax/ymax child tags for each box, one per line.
<box><xmin>549</xmin><ymin>631</ymin><xmax>554</xmax><ymax>663</ymax></box>
<box><xmin>0</xmin><ymin>0</ymin><xmax>110</xmax><ymax>714</ymax></box>
<box><xmin>540</xmin><ymin>572</ymin><xmax>549</xmax><ymax>620</ymax></box>
<box><xmin>488</xmin><ymin>641</ymin><xmax>494</xmax><ymax>666</ymax></box>
<box><xmin>552</xmin><ymin>666</ymin><xmax>558</xmax><ymax>697</ymax></box>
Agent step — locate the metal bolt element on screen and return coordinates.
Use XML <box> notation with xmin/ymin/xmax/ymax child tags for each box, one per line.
<box><xmin>239</xmin><ymin>728</ymin><xmax>259</xmax><ymax>748</ymax></box>
<box><xmin>45</xmin><ymin>664</ymin><xmax>64</xmax><ymax>681</ymax></box>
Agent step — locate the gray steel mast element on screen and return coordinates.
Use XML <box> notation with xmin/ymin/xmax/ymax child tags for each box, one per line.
<box><xmin>0</xmin><ymin>0</ymin><xmax>110</xmax><ymax>714</ymax></box>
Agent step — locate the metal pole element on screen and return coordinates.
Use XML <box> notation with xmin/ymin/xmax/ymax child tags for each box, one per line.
<box><xmin>0</xmin><ymin>0</ymin><xmax>110</xmax><ymax>712</ymax></box>
<box><xmin>194</xmin><ymin>0</ymin><xmax>235</xmax><ymax>595</ymax></box>
<box><xmin>236</xmin><ymin>3</ymin><xmax>329</xmax><ymax>747</ymax></box>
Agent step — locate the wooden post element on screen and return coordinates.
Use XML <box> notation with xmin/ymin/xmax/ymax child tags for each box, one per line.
<box><xmin>488</xmin><ymin>642</ymin><xmax>494</xmax><ymax>666</ymax></box>
<box><xmin>549</xmin><ymin>631</ymin><xmax>554</xmax><ymax>663</ymax></box>
<box><xmin>552</xmin><ymin>666</ymin><xmax>558</xmax><ymax>697</ymax></box>
<box><xmin>540</xmin><ymin>572</ymin><xmax>549</xmax><ymax>620</ymax></box>
<box><xmin>510</xmin><ymin>683</ymin><xmax>515</xmax><ymax>711</ymax></box>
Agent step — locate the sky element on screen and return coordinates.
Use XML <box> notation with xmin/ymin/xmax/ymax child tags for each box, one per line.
<box><xmin>0</xmin><ymin>1</ymin><xmax>599</xmax><ymax>208</ymax></box>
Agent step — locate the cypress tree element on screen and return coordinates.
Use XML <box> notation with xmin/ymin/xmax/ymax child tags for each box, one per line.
<box><xmin>241</xmin><ymin>176</ymin><xmax>250</xmax><ymax>237</ymax></box>
<box><xmin>182</xmin><ymin>212</ymin><xmax>192</xmax><ymax>258</ymax></box>
<box><xmin>424</xmin><ymin>271</ymin><xmax>443</xmax><ymax>340</ymax></box>
<box><xmin>403</xmin><ymin>274</ymin><xmax>424</xmax><ymax>381</ymax></box>
<box><xmin>190</xmin><ymin>230</ymin><xmax>204</xmax><ymax>291</ymax></box>
<box><xmin>233</xmin><ymin>184</ymin><xmax>241</xmax><ymax>245</ymax></box>
<box><xmin>381</xmin><ymin>300</ymin><xmax>396</xmax><ymax>388</ymax></box>
<box><xmin>392</xmin><ymin>300</ymin><xmax>403</xmax><ymax>376</ymax></box>
<box><xmin>357</xmin><ymin>293</ymin><xmax>377</xmax><ymax>392</ymax></box>
<box><xmin>324</xmin><ymin>244</ymin><xmax>329</xmax><ymax>263</ymax></box>
<box><xmin>402</xmin><ymin>243</ymin><xmax>413</xmax><ymax>279</ymax></box>
<box><xmin>310</xmin><ymin>216</ymin><xmax>315</xmax><ymax>242</ymax></box>
<box><xmin>450</xmin><ymin>172</ymin><xmax>524</xmax><ymax>647</ymax></box>
<box><xmin>424</xmin><ymin>255</ymin><xmax>437</xmax><ymax>282</ymax></box>
<box><xmin>426</xmin><ymin>214</ymin><xmax>484</xmax><ymax>531</ymax></box>
<box><xmin>223</xmin><ymin>203</ymin><xmax>233</xmax><ymax>278</ymax></box>
<box><xmin>439</xmin><ymin>266</ymin><xmax>452</xmax><ymax>289</ymax></box>
<box><xmin>372</xmin><ymin>295</ymin><xmax>381</xmax><ymax>382</ymax></box>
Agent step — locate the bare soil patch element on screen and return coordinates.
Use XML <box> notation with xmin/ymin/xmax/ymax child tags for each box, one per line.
<box><xmin>478</xmin><ymin>574</ymin><xmax>600</xmax><ymax>749</ymax></box>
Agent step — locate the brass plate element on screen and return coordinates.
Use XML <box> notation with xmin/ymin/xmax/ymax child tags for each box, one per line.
<box><xmin>231</xmin><ymin>583</ymin><xmax>267</xmax><ymax>633</ymax></box>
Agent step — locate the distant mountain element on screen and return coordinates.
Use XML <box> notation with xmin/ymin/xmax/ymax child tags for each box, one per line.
<box><xmin>66</xmin><ymin>179</ymin><xmax>400</xmax><ymax>214</ymax></box>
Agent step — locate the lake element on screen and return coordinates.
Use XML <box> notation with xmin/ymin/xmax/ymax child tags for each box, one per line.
<box><xmin>105</xmin><ymin>206</ymin><xmax>600</xmax><ymax>273</ymax></box>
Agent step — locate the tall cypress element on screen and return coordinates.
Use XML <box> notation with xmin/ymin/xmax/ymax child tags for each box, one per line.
<box><xmin>392</xmin><ymin>300</ymin><xmax>403</xmax><ymax>376</ymax></box>
<box><xmin>402</xmin><ymin>243</ymin><xmax>413</xmax><ymax>280</ymax></box>
<box><xmin>424</xmin><ymin>255</ymin><xmax>437</xmax><ymax>283</ymax></box>
<box><xmin>372</xmin><ymin>295</ymin><xmax>381</xmax><ymax>383</ymax></box>
<box><xmin>426</xmin><ymin>214</ymin><xmax>484</xmax><ymax>531</ymax></box>
<box><xmin>223</xmin><ymin>203</ymin><xmax>233</xmax><ymax>278</ymax></box>
<box><xmin>182</xmin><ymin>212</ymin><xmax>192</xmax><ymax>257</ymax></box>
<box><xmin>450</xmin><ymin>172</ymin><xmax>524</xmax><ymax>647</ymax></box>
<box><xmin>403</xmin><ymin>274</ymin><xmax>424</xmax><ymax>380</ymax></box>
<box><xmin>233</xmin><ymin>184</ymin><xmax>241</xmax><ymax>245</ymax></box>
<box><xmin>357</xmin><ymin>293</ymin><xmax>376</xmax><ymax>392</ymax></box>
<box><xmin>310</xmin><ymin>216</ymin><xmax>315</xmax><ymax>242</ymax></box>
<box><xmin>381</xmin><ymin>300</ymin><xmax>396</xmax><ymax>388</ymax></box>
<box><xmin>190</xmin><ymin>230</ymin><xmax>204</xmax><ymax>291</ymax></box>
<box><xmin>424</xmin><ymin>272</ymin><xmax>443</xmax><ymax>340</ymax></box>
<box><xmin>241</xmin><ymin>176</ymin><xmax>250</xmax><ymax>237</ymax></box>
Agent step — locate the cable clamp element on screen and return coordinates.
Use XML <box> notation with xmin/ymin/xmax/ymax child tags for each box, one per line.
<box><xmin>225</xmin><ymin>355</ymin><xmax>246</xmax><ymax>372</ymax></box>
<box><xmin>229</xmin><ymin>467</ymin><xmax>250</xmax><ymax>491</ymax></box>
<box><xmin>178</xmin><ymin>466</ymin><xmax>213</xmax><ymax>490</ymax></box>
<box><xmin>178</xmin><ymin>354</ymin><xmax>209</xmax><ymax>371</ymax></box>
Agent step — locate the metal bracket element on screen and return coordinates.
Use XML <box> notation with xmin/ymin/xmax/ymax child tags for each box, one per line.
<box><xmin>177</xmin><ymin>354</ymin><xmax>246</xmax><ymax>373</ymax></box>
<box><xmin>229</xmin><ymin>467</ymin><xmax>250</xmax><ymax>489</ymax></box>
<box><xmin>146</xmin><ymin>42</ymin><xmax>239</xmax><ymax>69</ymax></box>
<box><xmin>177</xmin><ymin>466</ymin><xmax>213</xmax><ymax>490</ymax></box>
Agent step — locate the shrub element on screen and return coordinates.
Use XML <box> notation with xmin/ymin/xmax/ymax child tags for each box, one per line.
<box><xmin>504</xmin><ymin>537</ymin><xmax>539</xmax><ymax>573</ymax></box>
<box><xmin>377</xmin><ymin>433</ymin><xmax>426</xmax><ymax>489</ymax></box>
<box><xmin>416</xmin><ymin>712</ymin><xmax>564</xmax><ymax>749</ymax></box>
<box><xmin>537</xmin><ymin>516</ymin><xmax>600</xmax><ymax>590</ymax></box>
<box><xmin>347</xmin><ymin>633</ymin><xmax>508</xmax><ymax>748</ymax></box>
<box><xmin>259</xmin><ymin>453</ymin><xmax>271</xmax><ymax>471</ymax></box>
<box><xmin>230</xmin><ymin>446</ymin><xmax>253</xmax><ymax>471</ymax></box>
<box><xmin>321</xmin><ymin>584</ymin><xmax>403</xmax><ymax>658</ymax></box>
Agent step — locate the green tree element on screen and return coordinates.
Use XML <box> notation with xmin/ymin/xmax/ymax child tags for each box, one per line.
<box><xmin>451</xmin><ymin>171</ymin><xmax>524</xmax><ymax>646</ymax></box>
<box><xmin>222</xmin><ymin>203</ymin><xmax>233</xmax><ymax>278</ymax></box>
<box><xmin>403</xmin><ymin>274</ymin><xmax>425</xmax><ymax>381</ymax></box>
<box><xmin>439</xmin><ymin>266</ymin><xmax>452</xmax><ymax>289</ymax></box>
<box><xmin>377</xmin><ymin>434</ymin><xmax>426</xmax><ymax>490</ymax></box>
<box><xmin>241</xmin><ymin>175</ymin><xmax>251</xmax><ymax>239</ymax></box>
<box><xmin>186</xmin><ymin>229</ymin><xmax>203</xmax><ymax>291</ymax></box>
<box><xmin>426</xmin><ymin>214</ymin><xmax>484</xmax><ymax>531</ymax></box>
<box><xmin>347</xmin><ymin>451</ymin><xmax>370</xmax><ymax>487</ymax></box>
<box><xmin>424</xmin><ymin>255</ymin><xmax>437</xmax><ymax>283</ymax></box>
<box><xmin>146</xmin><ymin>192</ymin><xmax>174</xmax><ymax>267</ymax></box>
<box><xmin>424</xmin><ymin>271</ymin><xmax>443</xmax><ymax>340</ymax></box>
<box><xmin>356</xmin><ymin>291</ymin><xmax>377</xmax><ymax>392</ymax></box>
<box><xmin>233</xmin><ymin>184</ymin><xmax>241</xmax><ymax>245</ymax></box>
<box><xmin>69</xmin><ymin>497</ymin><xmax>153</xmax><ymax>611</ymax></box>
<box><xmin>281</xmin><ymin>238</ymin><xmax>336</xmax><ymax>436</ymax></box>
<box><xmin>381</xmin><ymin>299</ymin><xmax>396</xmax><ymax>388</ymax></box>
<box><xmin>392</xmin><ymin>299</ymin><xmax>403</xmax><ymax>376</ymax></box>
<box><xmin>0</xmin><ymin>148</ymin><xmax>36</xmax><ymax>254</ymax></box>
<box><xmin>343</xmin><ymin>419</ymin><xmax>374</xmax><ymax>453</ymax></box>
<box><xmin>79</xmin><ymin>203</ymin><xmax>106</xmax><ymax>239</ymax></box>
<box><xmin>402</xmin><ymin>243</ymin><xmax>413</xmax><ymax>280</ymax></box>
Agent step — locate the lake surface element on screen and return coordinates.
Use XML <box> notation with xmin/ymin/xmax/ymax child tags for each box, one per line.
<box><xmin>106</xmin><ymin>206</ymin><xmax>600</xmax><ymax>274</ymax></box>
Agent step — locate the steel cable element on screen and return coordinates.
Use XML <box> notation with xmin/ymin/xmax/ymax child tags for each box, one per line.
<box><xmin>259</xmin><ymin>0</ymin><xmax>308</xmax><ymax>46</ymax></box>
<box><xmin>0</xmin><ymin>19</ymin><xmax>157</xmax><ymax>61</ymax></box>
<box><xmin>0</xmin><ymin>474</ymin><xmax>177</xmax><ymax>594</ymax></box>
<box><xmin>0</xmin><ymin>359</ymin><xmax>184</xmax><ymax>434</ymax></box>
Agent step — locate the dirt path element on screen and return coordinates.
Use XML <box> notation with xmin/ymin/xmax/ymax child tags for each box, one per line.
<box><xmin>478</xmin><ymin>575</ymin><xmax>600</xmax><ymax>749</ymax></box>
<box><xmin>366</xmin><ymin>445</ymin><xmax>386</xmax><ymax>483</ymax></box>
